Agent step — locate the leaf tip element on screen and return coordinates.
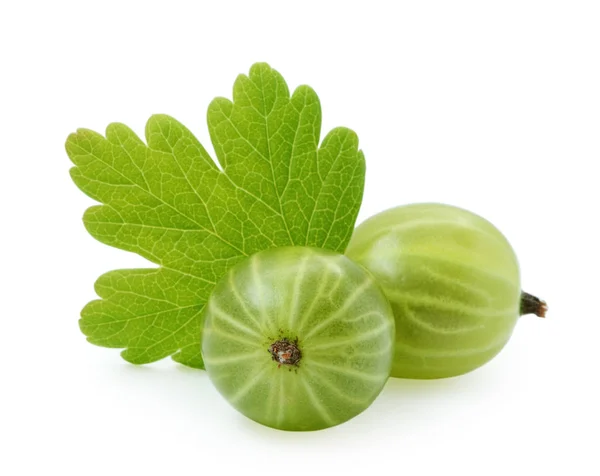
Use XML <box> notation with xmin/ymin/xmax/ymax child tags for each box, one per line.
<box><xmin>65</xmin><ymin>131</ymin><xmax>77</xmax><ymax>148</ymax></box>
<box><xmin>146</xmin><ymin>113</ymin><xmax>175</xmax><ymax>126</ymax></box>
<box><xmin>68</xmin><ymin>164</ymin><xmax>80</xmax><ymax>181</ymax></box>
<box><xmin>64</xmin><ymin>129</ymin><xmax>88</xmax><ymax>157</ymax></box>
<box><xmin>249</xmin><ymin>61</ymin><xmax>272</xmax><ymax>74</ymax></box>
<box><xmin>119</xmin><ymin>350</ymin><xmax>140</xmax><ymax>365</ymax></box>
<box><xmin>145</xmin><ymin>113</ymin><xmax>178</xmax><ymax>140</ymax></box>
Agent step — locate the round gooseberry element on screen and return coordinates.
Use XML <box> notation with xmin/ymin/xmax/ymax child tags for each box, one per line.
<box><xmin>201</xmin><ymin>246</ymin><xmax>395</xmax><ymax>431</ymax></box>
<box><xmin>346</xmin><ymin>203</ymin><xmax>531</xmax><ymax>379</ymax></box>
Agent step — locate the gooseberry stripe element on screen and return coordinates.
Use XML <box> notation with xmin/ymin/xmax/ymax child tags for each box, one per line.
<box><xmin>394</xmin><ymin>334</ymin><xmax>510</xmax><ymax>358</ymax></box>
<box><xmin>343</xmin><ymin>310</ymin><xmax>390</xmax><ymax>325</ymax></box>
<box><xmin>227</xmin><ymin>272</ymin><xmax>264</xmax><ymax>333</ymax></box>
<box><xmin>389</xmin><ymin>292</ymin><xmax>516</xmax><ymax>322</ymax></box>
<box><xmin>403</xmin><ymin>252</ymin><xmax>518</xmax><ymax>290</ymax></box>
<box><xmin>275</xmin><ymin>370</ymin><xmax>286</xmax><ymax>426</ymax></box>
<box><xmin>306</xmin><ymin>360</ymin><xmax>387</xmax><ymax>383</ymax></box>
<box><xmin>262</xmin><ymin>371</ymin><xmax>278</xmax><ymax>425</ymax></box>
<box><xmin>308</xmin><ymin>371</ymin><xmax>367</xmax><ymax>405</ymax></box>
<box><xmin>418</xmin><ymin>265</ymin><xmax>493</xmax><ymax>304</ymax></box>
<box><xmin>398</xmin><ymin>302</ymin><xmax>491</xmax><ymax>335</ymax></box>
<box><xmin>202</xmin><ymin>329</ymin><xmax>259</xmax><ymax>349</ymax></box>
<box><xmin>287</xmin><ymin>252</ymin><xmax>311</xmax><ymax>329</ymax></box>
<box><xmin>202</xmin><ymin>350</ymin><xmax>264</xmax><ymax>366</ymax></box>
<box><xmin>250</xmin><ymin>254</ymin><xmax>271</xmax><ymax>333</ymax></box>
<box><xmin>305</xmin><ymin>322</ymin><xmax>393</xmax><ymax>351</ymax></box>
<box><xmin>208</xmin><ymin>301</ymin><xmax>263</xmax><ymax>338</ymax></box>
<box><xmin>293</xmin><ymin>263</ymin><xmax>336</xmax><ymax>331</ymax></box>
<box><xmin>325</xmin><ymin>272</ymin><xmax>346</xmax><ymax>300</ymax></box>
<box><xmin>229</xmin><ymin>367</ymin><xmax>270</xmax><ymax>404</ymax></box>
<box><xmin>384</xmin><ymin>219</ymin><xmax>509</xmax><ymax>247</ymax></box>
<box><xmin>301</xmin><ymin>277</ymin><xmax>374</xmax><ymax>338</ymax></box>
<box><xmin>299</xmin><ymin>378</ymin><xmax>336</xmax><ymax>426</ymax></box>
<box><xmin>346</xmin><ymin>343</ymin><xmax>395</xmax><ymax>360</ymax></box>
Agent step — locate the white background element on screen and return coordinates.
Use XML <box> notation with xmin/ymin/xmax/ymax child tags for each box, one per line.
<box><xmin>1</xmin><ymin>1</ymin><xmax>599</xmax><ymax>475</ymax></box>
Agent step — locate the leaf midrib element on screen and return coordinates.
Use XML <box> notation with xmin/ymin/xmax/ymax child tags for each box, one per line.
<box><xmin>257</xmin><ymin>67</ymin><xmax>295</xmax><ymax>245</ymax></box>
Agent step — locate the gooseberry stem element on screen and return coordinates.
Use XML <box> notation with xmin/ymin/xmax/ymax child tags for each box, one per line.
<box><xmin>520</xmin><ymin>291</ymin><xmax>548</xmax><ymax>318</ymax></box>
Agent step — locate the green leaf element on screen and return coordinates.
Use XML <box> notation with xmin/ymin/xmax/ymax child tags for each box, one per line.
<box><xmin>67</xmin><ymin>62</ymin><xmax>365</xmax><ymax>368</ymax></box>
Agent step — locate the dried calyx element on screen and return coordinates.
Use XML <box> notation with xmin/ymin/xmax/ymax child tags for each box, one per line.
<box><xmin>269</xmin><ymin>337</ymin><xmax>302</xmax><ymax>367</ymax></box>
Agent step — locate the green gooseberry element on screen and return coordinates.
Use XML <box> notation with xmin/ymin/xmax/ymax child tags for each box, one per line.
<box><xmin>201</xmin><ymin>246</ymin><xmax>395</xmax><ymax>431</ymax></box>
<box><xmin>346</xmin><ymin>203</ymin><xmax>546</xmax><ymax>379</ymax></box>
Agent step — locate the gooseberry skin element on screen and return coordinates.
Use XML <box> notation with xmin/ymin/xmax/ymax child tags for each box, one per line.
<box><xmin>201</xmin><ymin>246</ymin><xmax>395</xmax><ymax>431</ymax></box>
<box><xmin>346</xmin><ymin>203</ymin><xmax>521</xmax><ymax>379</ymax></box>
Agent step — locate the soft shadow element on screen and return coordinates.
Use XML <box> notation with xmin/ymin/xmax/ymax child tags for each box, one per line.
<box><xmin>108</xmin><ymin>361</ymin><xmax>494</xmax><ymax>441</ymax></box>
<box><xmin>381</xmin><ymin>370</ymin><xmax>490</xmax><ymax>403</ymax></box>
<box><xmin>232</xmin><ymin>411</ymin><xmax>339</xmax><ymax>444</ymax></box>
<box><xmin>114</xmin><ymin>360</ymin><xmax>212</xmax><ymax>399</ymax></box>
<box><xmin>371</xmin><ymin>369</ymin><xmax>493</xmax><ymax>422</ymax></box>
<box><xmin>384</xmin><ymin>374</ymin><xmax>468</xmax><ymax>397</ymax></box>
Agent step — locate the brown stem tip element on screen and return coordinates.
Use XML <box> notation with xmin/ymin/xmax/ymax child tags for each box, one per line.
<box><xmin>520</xmin><ymin>291</ymin><xmax>548</xmax><ymax>318</ymax></box>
